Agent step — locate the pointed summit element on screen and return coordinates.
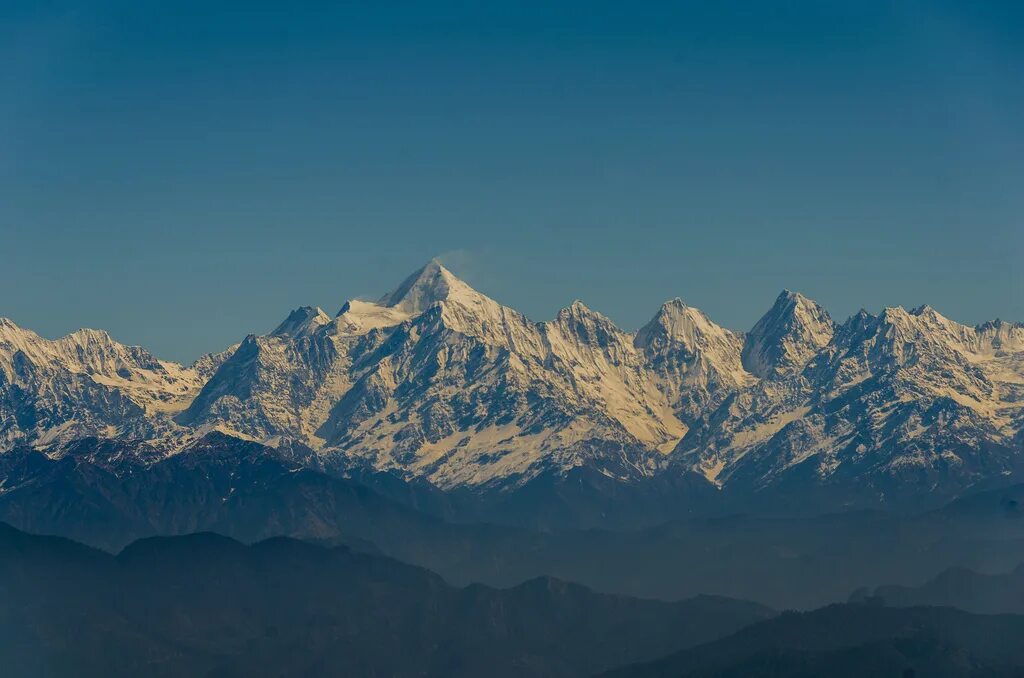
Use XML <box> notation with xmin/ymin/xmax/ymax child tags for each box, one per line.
<box><xmin>552</xmin><ymin>300</ymin><xmax>620</xmax><ymax>338</ymax></box>
<box><xmin>742</xmin><ymin>290</ymin><xmax>834</xmax><ymax>379</ymax></box>
<box><xmin>332</xmin><ymin>259</ymin><xmax>502</xmax><ymax>337</ymax></box>
<box><xmin>378</xmin><ymin>258</ymin><xmax>481</xmax><ymax>315</ymax></box>
<box><xmin>556</xmin><ymin>299</ymin><xmax>602</xmax><ymax>319</ymax></box>
<box><xmin>635</xmin><ymin>299</ymin><xmax>735</xmax><ymax>354</ymax></box>
<box><xmin>635</xmin><ymin>299</ymin><xmax>750</xmax><ymax>403</ymax></box>
<box><xmin>272</xmin><ymin>306</ymin><xmax>330</xmax><ymax>338</ymax></box>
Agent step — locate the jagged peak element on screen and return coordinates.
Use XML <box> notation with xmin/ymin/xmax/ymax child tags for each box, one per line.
<box><xmin>65</xmin><ymin>327</ymin><xmax>113</xmax><ymax>340</ymax></box>
<box><xmin>773</xmin><ymin>288</ymin><xmax>824</xmax><ymax>313</ymax></box>
<box><xmin>555</xmin><ymin>300</ymin><xmax>615</xmax><ymax>325</ymax></box>
<box><xmin>840</xmin><ymin>308</ymin><xmax>877</xmax><ymax>331</ymax></box>
<box><xmin>548</xmin><ymin>301</ymin><xmax>627</xmax><ymax>351</ymax></box>
<box><xmin>761</xmin><ymin>289</ymin><xmax>831</xmax><ymax>326</ymax></box>
<box><xmin>271</xmin><ymin>306</ymin><xmax>330</xmax><ymax>338</ymax></box>
<box><xmin>742</xmin><ymin>289</ymin><xmax>834</xmax><ymax>379</ymax></box>
<box><xmin>976</xmin><ymin>318</ymin><xmax>1024</xmax><ymax>332</ymax></box>
<box><xmin>881</xmin><ymin>304</ymin><xmax>963</xmax><ymax>332</ymax></box>
<box><xmin>656</xmin><ymin>298</ymin><xmax>715</xmax><ymax>325</ymax></box>
<box><xmin>970</xmin><ymin>318</ymin><xmax>1024</xmax><ymax>353</ymax></box>
<box><xmin>852</xmin><ymin>308</ymin><xmax>873</xmax><ymax>320</ymax></box>
<box><xmin>911</xmin><ymin>305</ymin><xmax>964</xmax><ymax>328</ymax></box>
<box><xmin>0</xmin><ymin>318</ymin><xmax>40</xmax><ymax>353</ymax></box>
<box><xmin>0</xmin><ymin>319</ymin><xmax>120</xmax><ymax>348</ymax></box>
<box><xmin>877</xmin><ymin>305</ymin><xmax>910</xmax><ymax>324</ymax></box>
<box><xmin>58</xmin><ymin>328</ymin><xmax>123</xmax><ymax>351</ymax></box>
<box><xmin>635</xmin><ymin>298</ymin><xmax>735</xmax><ymax>350</ymax></box>
<box><xmin>564</xmin><ymin>299</ymin><xmax>592</xmax><ymax>313</ymax></box>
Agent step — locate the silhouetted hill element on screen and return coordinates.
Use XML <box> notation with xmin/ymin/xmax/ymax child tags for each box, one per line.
<box><xmin>605</xmin><ymin>604</ymin><xmax>1024</xmax><ymax>677</ymax></box>
<box><xmin>0</xmin><ymin>523</ymin><xmax>771</xmax><ymax>677</ymax></box>
<box><xmin>5</xmin><ymin>437</ymin><xmax>1024</xmax><ymax>610</ymax></box>
<box><xmin>853</xmin><ymin>564</ymin><xmax>1024</xmax><ymax>615</ymax></box>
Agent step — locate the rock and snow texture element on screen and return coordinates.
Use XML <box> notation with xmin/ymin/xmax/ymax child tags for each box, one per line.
<box><xmin>741</xmin><ymin>290</ymin><xmax>835</xmax><ymax>379</ymax></box>
<box><xmin>0</xmin><ymin>318</ymin><xmax>210</xmax><ymax>449</ymax></box>
<box><xmin>677</xmin><ymin>304</ymin><xmax>1024</xmax><ymax>499</ymax></box>
<box><xmin>179</xmin><ymin>261</ymin><xmax>693</xmax><ymax>487</ymax></box>
<box><xmin>2</xmin><ymin>260</ymin><xmax>1023</xmax><ymax>500</ymax></box>
<box><xmin>634</xmin><ymin>298</ymin><xmax>752</xmax><ymax>427</ymax></box>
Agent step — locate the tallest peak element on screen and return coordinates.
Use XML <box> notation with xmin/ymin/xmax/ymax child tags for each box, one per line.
<box><xmin>377</xmin><ymin>258</ymin><xmax>476</xmax><ymax>315</ymax></box>
<box><xmin>420</xmin><ymin>257</ymin><xmax>448</xmax><ymax>276</ymax></box>
<box><xmin>775</xmin><ymin>289</ymin><xmax>811</xmax><ymax>306</ymax></box>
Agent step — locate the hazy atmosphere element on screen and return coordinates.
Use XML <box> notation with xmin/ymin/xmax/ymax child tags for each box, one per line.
<box><xmin>5</xmin><ymin>3</ymin><xmax>1024</xmax><ymax>677</ymax></box>
<box><xmin>3</xmin><ymin>0</ymin><xmax>1022</xmax><ymax>362</ymax></box>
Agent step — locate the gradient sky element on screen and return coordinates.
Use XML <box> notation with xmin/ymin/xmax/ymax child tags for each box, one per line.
<box><xmin>2</xmin><ymin>1</ymin><xmax>1022</xmax><ymax>363</ymax></box>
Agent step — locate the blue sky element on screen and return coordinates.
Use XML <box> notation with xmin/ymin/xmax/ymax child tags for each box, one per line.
<box><xmin>2</xmin><ymin>1</ymin><xmax>1022</xmax><ymax>362</ymax></box>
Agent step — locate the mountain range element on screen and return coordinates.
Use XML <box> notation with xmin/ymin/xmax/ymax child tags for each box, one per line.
<box><xmin>3</xmin><ymin>259</ymin><xmax>1023</xmax><ymax>513</ymax></box>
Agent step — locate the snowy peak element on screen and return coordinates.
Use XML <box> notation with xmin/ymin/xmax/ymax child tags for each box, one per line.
<box><xmin>974</xmin><ymin>319</ymin><xmax>1024</xmax><ymax>354</ymax></box>
<box><xmin>554</xmin><ymin>300</ymin><xmax>613</xmax><ymax>326</ymax></box>
<box><xmin>634</xmin><ymin>299</ymin><xmax>750</xmax><ymax>423</ymax></box>
<box><xmin>0</xmin><ymin>317</ymin><xmax>206</xmax><ymax>448</ymax></box>
<box><xmin>365</xmin><ymin>258</ymin><xmax>517</xmax><ymax>341</ymax></box>
<box><xmin>271</xmin><ymin>306</ymin><xmax>331</xmax><ymax>338</ymax></box>
<box><xmin>1</xmin><ymin>318</ymin><xmax>155</xmax><ymax>375</ymax></box>
<box><xmin>378</xmin><ymin>258</ymin><xmax>481</xmax><ymax>314</ymax></box>
<box><xmin>870</xmin><ymin>305</ymin><xmax>975</xmax><ymax>359</ymax></box>
<box><xmin>0</xmin><ymin>317</ymin><xmax>38</xmax><ymax>352</ymax></box>
<box><xmin>550</xmin><ymin>301</ymin><xmax>628</xmax><ymax>351</ymax></box>
<box><xmin>854</xmin><ymin>305</ymin><xmax>1023</xmax><ymax>378</ymax></box>
<box><xmin>330</xmin><ymin>260</ymin><xmax>506</xmax><ymax>338</ymax></box>
<box><xmin>636</xmin><ymin>299</ymin><xmax>740</xmax><ymax>357</ymax></box>
<box><xmin>742</xmin><ymin>290</ymin><xmax>834</xmax><ymax>379</ymax></box>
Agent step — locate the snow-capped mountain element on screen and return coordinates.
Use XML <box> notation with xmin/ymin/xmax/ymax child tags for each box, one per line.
<box><xmin>180</xmin><ymin>261</ymin><xmax>693</xmax><ymax>488</ymax></box>
<box><xmin>741</xmin><ymin>290</ymin><xmax>835</xmax><ymax>379</ymax></box>
<box><xmin>2</xmin><ymin>260</ymin><xmax>1022</xmax><ymax>507</ymax></box>
<box><xmin>634</xmin><ymin>298</ymin><xmax>753</xmax><ymax>425</ymax></box>
<box><xmin>676</xmin><ymin>303</ymin><xmax>1024</xmax><ymax>503</ymax></box>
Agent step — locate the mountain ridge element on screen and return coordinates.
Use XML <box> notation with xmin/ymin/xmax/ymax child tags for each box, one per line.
<box><xmin>2</xmin><ymin>259</ymin><xmax>1022</xmax><ymax>509</ymax></box>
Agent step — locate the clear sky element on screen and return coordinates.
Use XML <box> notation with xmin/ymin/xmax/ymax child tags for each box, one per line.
<box><xmin>2</xmin><ymin>1</ymin><xmax>1022</xmax><ymax>363</ymax></box>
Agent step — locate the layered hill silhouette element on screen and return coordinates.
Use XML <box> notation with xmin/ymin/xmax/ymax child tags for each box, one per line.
<box><xmin>0</xmin><ymin>522</ymin><xmax>770</xmax><ymax>678</ymax></box>
<box><xmin>605</xmin><ymin>604</ymin><xmax>1024</xmax><ymax>677</ymax></box>
<box><xmin>854</xmin><ymin>563</ymin><xmax>1024</xmax><ymax>615</ymax></box>
<box><xmin>4</xmin><ymin>435</ymin><xmax>1024</xmax><ymax>610</ymax></box>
